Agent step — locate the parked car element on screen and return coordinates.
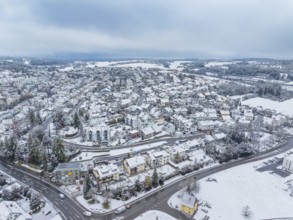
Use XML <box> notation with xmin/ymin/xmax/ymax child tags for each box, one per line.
<box><xmin>59</xmin><ymin>194</ymin><xmax>65</xmax><ymax>199</ymax></box>
<box><xmin>115</xmin><ymin>206</ymin><xmax>126</xmax><ymax>214</ymax></box>
<box><xmin>83</xmin><ymin>211</ymin><xmax>92</xmax><ymax>217</ymax></box>
<box><xmin>126</xmin><ymin>204</ymin><xmax>131</xmax><ymax>209</ymax></box>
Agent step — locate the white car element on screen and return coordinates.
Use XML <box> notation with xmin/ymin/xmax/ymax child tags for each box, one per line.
<box><xmin>59</xmin><ymin>194</ymin><xmax>65</xmax><ymax>199</ymax></box>
<box><xmin>83</xmin><ymin>211</ymin><xmax>92</xmax><ymax>217</ymax></box>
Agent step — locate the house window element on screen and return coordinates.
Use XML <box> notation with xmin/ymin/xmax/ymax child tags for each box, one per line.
<box><xmin>104</xmin><ymin>130</ymin><xmax>108</xmax><ymax>140</ymax></box>
<box><xmin>89</xmin><ymin>131</ymin><xmax>93</xmax><ymax>141</ymax></box>
<box><xmin>96</xmin><ymin>130</ymin><xmax>100</xmax><ymax>141</ymax></box>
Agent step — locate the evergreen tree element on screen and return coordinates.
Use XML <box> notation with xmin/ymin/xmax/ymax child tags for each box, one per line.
<box><xmin>28</xmin><ymin>109</ymin><xmax>35</xmax><ymax>127</ymax></box>
<box><xmin>152</xmin><ymin>167</ymin><xmax>159</xmax><ymax>188</ymax></box>
<box><xmin>35</xmin><ymin>111</ymin><xmax>42</xmax><ymax>125</ymax></box>
<box><xmin>30</xmin><ymin>193</ymin><xmax>41</xmax><ymax>210</ymax></box>
<box><xmin>73</xmin><ymin>112</ymin><xmax>80</xmax><ymax>129</ymax></box>
<box><xmin>6</xmin><ymin>135</ymin><xmax>17</xmax><ymax>161</ymax></box>
<box><xmin>83</xmin><ymin>173</ymin><xmax>92</xmax><ymax>199</ymax></box>
<box><xmin>174</xmin><ymin>151</ymin><xmax>181</xmax><ymax>164</ymax></box>
<box><xmin>28</xmin><ymin>135</ymin><xmax>41</xmax><ymax>165</ymax></box>
<box><xmin>42</xmin><ymin>134</ymin><xmax>52</xmax><ymax>153</ymax></box>
<box><xmin>0</xmin><ymin>140</ymin><xmax>4</xmax><ymax>156</ymax></box>
<box><xmin>53</xmin><ymin>137</ymin><xmax>66</xmax><ymax>163</ymax></box>
<box><xmin>41</xmin><ymin>151</ymin><xmax>48</xmax><ymax>171</ymax></box>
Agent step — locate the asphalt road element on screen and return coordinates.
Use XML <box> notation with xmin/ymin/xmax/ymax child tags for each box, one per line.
<box><xmin>118</xmin><ymin>136</ymin><xmax>293</xmax><ymax>220</ymax></box>
<box><xmin>0</xmin><ymin>162</ymin><xmax>86</xmax><ymax>220</ymax></box>
<box><xmin>0</xmin><ymin>136</ymin><xmax>292</xmax><ymax>220</ymax></box>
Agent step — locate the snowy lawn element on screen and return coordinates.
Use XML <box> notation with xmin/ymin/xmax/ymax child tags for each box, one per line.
<box><xmin>134</xmin><ymin>210</ymin><xmax>176</xmax><ymax>220</ymax></box>
<box><xmin>71</xmin><ymin>152</ymin><xmax>110</xmax><ymax>162</ymax></box>
<box><xmin>169</xmin><ymin>157</ymin><xmax>293</xmax><ymax>220</ymax></box>
<box><xmin>243</xmin><ymin>97</ymin><xmax>293</xmax><ymax>117</ymax></box>
<box><xmin>63</xmin><ymin>136</ymin><xmax>93</xmax><ymax>146</ymax></box>
<box><xmin>76</xmin><ymin>195</ymin><xmax>126</xmax><ymax>213</ymax></box>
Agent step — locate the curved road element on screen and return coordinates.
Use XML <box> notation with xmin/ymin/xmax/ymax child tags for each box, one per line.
<box><xmin>0</xmin><ymin>136</ymin><xmax>292</xmax><ymax>220</ymax></box>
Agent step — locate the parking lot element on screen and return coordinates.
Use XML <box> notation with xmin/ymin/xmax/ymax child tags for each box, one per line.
<box><xmin>256</xmin><ymin>158</ymin><xmax>292</xmax><ymax>178</ymax></box>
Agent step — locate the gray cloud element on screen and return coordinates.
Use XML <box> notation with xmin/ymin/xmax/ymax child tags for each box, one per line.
<box><xmin>0</xmin><ymin>0</ymin><xmax>293</xmax><ymax>58</ymax></box>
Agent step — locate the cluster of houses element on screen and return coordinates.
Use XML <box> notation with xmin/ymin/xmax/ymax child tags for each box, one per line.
<box><xmin>54</xmin><ymin>139</ymin><xmax>205</xmax><ymax>186</ymax></box>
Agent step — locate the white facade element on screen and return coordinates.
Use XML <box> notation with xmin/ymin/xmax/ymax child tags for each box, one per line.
<box><xmin>125</xmin><ymin>114</ymin><xmax>142</xmax><ymax>129</ymax></box>
<box><xmin>84</xmin><ymin>124</ymin><xmax>110</xmax><ymax>143</ymax></box>
<box><xmin>283</xmin><ymin>155</ymin><xmax>293</xmax><ymax>172</ymax></box>
<box><xmin>197</xmin><ymin>120</ymin><xmax>215</xmax><ymax>131</ymax></box>
<box><xmin>146</xmin><ymin>150</ymin><xmax>170</xmax><ymax>168</ymax></box>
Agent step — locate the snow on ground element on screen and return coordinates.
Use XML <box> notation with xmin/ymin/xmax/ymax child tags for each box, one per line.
<box><xmin>204</xmin><ymin>61</ymin><xmax>236</xmax><ymax>67</ymax></box>
<box><xmin>0</xmin><ymin>170</ymin><xmax>60</xmax><ymax>220</ymax></box>
<box><xmin>77</xmin><ymin>174</ymin><xmax>182</xmax><ymax>214</ymax></box>
<box><xmin>110</xmin><ymin>141</ymin><xmax>167</xmax><ymax>156</ymax></box>
<box><xmin>76</xmin><ymin>195</ymin><xmax>124</xmax><ymax>213</ymax></box>
<box><xmin>70</xmin><ymin>141</ymin><xmax>167</xmax><ymax>162</ymax></box>
<box><xmin>285</xmin><ymin>127</ymin><xmax>293</xmax><ymax>135</ymax></box>
<box><xmin>20</xmin><ymin>164</ymin><xmax>42</xmax><ymax>173</ymax></box>
<box><xmin>63</xmin><ymin>137</ymin><xmax>93</xmax><ymax>146</ymax></box>
<box><xmin>243</xmin><ymin>97</ymin><xmax>293</xmax><ymax>117</ymax></box>
<box><xmin>59</xmin><ymin>66</ymin><xmax>74</xmax><ymax>72</ymax></box>
<box><xmin>169</xmin><ymin>61</ymin><xmax>192</xmax><ymax>70</ymax></box>
<box><xmin>169</xmin><ymin>157</ymin><xmax>293</xmax><ymax>220</ymax></box>
<box><xmin>115</xmin><ymin>62</ymin><xmax>164</xmax><ymax>69</ymax></box>
<box><xmin>71</xmin><ymin>152</ymin><xmax>110</xmax><ymax>162</ymax></box>
<box><xmin>134</xmin><ymin>210</ymin><xmax>176</xmax><ymax>220</ymax></box>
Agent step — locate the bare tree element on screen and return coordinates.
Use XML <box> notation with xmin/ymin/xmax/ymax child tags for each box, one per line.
<box><xmin>242</xmin><ymin>206</ymin><xmax>252</xmax><ymax>218</ymax></box>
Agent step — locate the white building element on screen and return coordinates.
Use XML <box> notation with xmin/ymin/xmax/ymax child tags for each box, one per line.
<box><xmin>93</xmin><ymin>164</ymin><xmax>120</xmax><ymax>182</ymax></box>
<box><xmin>283</xmin><ymin>154</ymin><xmax>293</xmax><ymax>172</ymax></box>
<box><xmin>146</xmin><ymin>150</ymin><xmax>170</xmax><ymax>168</ymax></box>
<box><xmin>125</xmin><ymin>114</ymin><xmax>142</xmax><ymax>129</ymax></box>
<box><xmin>84</xmin><ymin>124</ymin><xmax>110</xmax><ymax>143</ymax></box>
<box><xmin>197</xmin><ymin>120</ymin><xmax>216</xmax><ymax>131</ymax></box>
<box><xmin>244</xmin><ymin>109</ymin><xmax>254</xmax><ymax>121</ymax></box>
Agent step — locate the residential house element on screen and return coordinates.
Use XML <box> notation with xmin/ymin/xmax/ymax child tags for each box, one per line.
<box><xmin>125</xmin><ymin>114</ymin><xmax>142</xmax><ymax>130</ymax></box>
<box><xmin>145</xmin><ymin>150</ymin><xmax>170</xmax><ymax>168</ymax></box>
<box><xmin>124</xmin><ymin>156</ymin><xmax>146</xmax><ymax>175</ymax></box>
<box><xmin>93</xmin><ymin>164</ymin><xmax>120</xmax><ymax>182</ymax></box>
<box><xmin>192</xmin><ymin>112</ymin><xmax>207</xmax><ymax>122</ymax></box>
<box><xmin>84</xmin><ymin>124</ymin><xmax>110</xmax><ymax>143</ymax></box>
<box><xmin>129</xmin><ymin>130</ymin><xmax>140</xmax><ymax>138</ymax></box>
<box><xmin>220</xmin><ymin>110</ymin><xmax>231</xmax><ymax>121</ymax></box>
<box><xmin>167</xmin><ymin>145</ymin><xmax>188</xmax><ymax>162</ymax></box>
<box><xmin>244</xmin><ymin>109</ymin><xmax>254</xmax><ymax>121</ymax></box>
<box><xmin>54</xmin><ymin>162</ymin><xmax>81</xmax><ymax>185</ymax></box>
<box><xmin>197</xmin><ymin>120</ymin><xmax>215</xmax><ymax>131</ymax></box>
<box><xmin>141</xmin><ymin>126</ymin><xmax>155</xmax><ymax>139</ymax></box>
<box><xmin>180</xmin><ymin>192</ymin><xmax>199</xmax><ymax>216</ymax></box>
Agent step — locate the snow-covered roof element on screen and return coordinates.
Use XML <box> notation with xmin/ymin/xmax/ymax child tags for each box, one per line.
<box><xmin>181</xmin><ymin>191</ymin><xmax>197</xmax><ymax>208</ymax></box>
<box><xmin>141</xmin><ymin>126</ymin><xmax>154</xmax><ymax>135</ymax></box>
<box><xmin>125</xmin><ymin>156</ymin><xmax>145</xmax><ymax>168</ymax></box>
<box><xmin>94</xmin><ymin>164</ymin><xmax>119</xmax><ymax>179</ymax></box>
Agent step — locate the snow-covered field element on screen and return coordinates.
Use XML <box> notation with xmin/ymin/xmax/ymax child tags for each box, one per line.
<box><xmin>134</xmin><ymin>210</ymin><xmax>176</xmax><ymax>220</ymax></box>
<box><xmin>169</xmin><ymin>61</ymin><xmax>192</xmax><ymax>70</ymax></box>
<box><xmin>243</xmin><ymin>97</ymin><xmax>293</xmax><ymax>117</ymax></box>
<box><xmin>91</xmin><ymin>61</ymin><xmax>164</xmax><ymax>69</ymax></box>
<box><xmin>169</xmin><ymin>157</ymin><xmax>293</xmax><ymax>220</ymax></box>
<box><xmin>204</xmin><ymin>61</ymin><xmax>236</xmax><ymax>67</ymax></box>
<box><xmin>59</xmin><ymin>66</ymin><xmax>74</xmax><ymax>72</ymax></box>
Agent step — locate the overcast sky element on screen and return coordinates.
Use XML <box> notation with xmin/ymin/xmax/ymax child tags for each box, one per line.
<box><xmin>1</xmin><ymin>0</ymin><xmax>293</xmax><ymax>59</ymax></box>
